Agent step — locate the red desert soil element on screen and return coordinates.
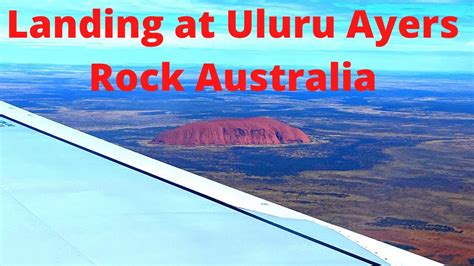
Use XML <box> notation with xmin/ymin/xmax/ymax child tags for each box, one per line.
<box><xmin>150</xmin><ymin>117</ymin><xmax>311</xmax><ymax>146</ymax></box>
<box><xmin>361</xmin><ymin>225</ymin><xmax>474</xmax><ymax>266</ymax></box>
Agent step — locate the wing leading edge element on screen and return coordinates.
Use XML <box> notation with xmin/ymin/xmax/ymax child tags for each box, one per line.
<box><xmin>0</xmin><ymin>101</ymin><xmax>441</xmax><ymax>265</ymax></box>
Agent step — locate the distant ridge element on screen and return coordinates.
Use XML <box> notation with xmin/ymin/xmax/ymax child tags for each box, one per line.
<box><xmin>150</xmin><ymin>117</ymin><xmax>311</xmax><ymax>146</ymax></box>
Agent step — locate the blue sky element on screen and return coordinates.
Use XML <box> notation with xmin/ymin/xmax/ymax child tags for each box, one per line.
<box><xmin>0</xmin><ymin>0</ymin><xmax>472</xmax><ymax>72</ymax></box>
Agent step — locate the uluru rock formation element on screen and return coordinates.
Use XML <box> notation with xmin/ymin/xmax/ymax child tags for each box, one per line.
<box><xmin>150</xmin><ymin>117</ymin><xmax>311</xmax><ymax>146</ymax></box>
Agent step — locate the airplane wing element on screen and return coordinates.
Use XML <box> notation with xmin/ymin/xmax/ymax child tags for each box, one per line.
<box><xmin>0</xmin><ymin>101</ymin><xmax>442</xmax><ymax>265</ymax></box>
